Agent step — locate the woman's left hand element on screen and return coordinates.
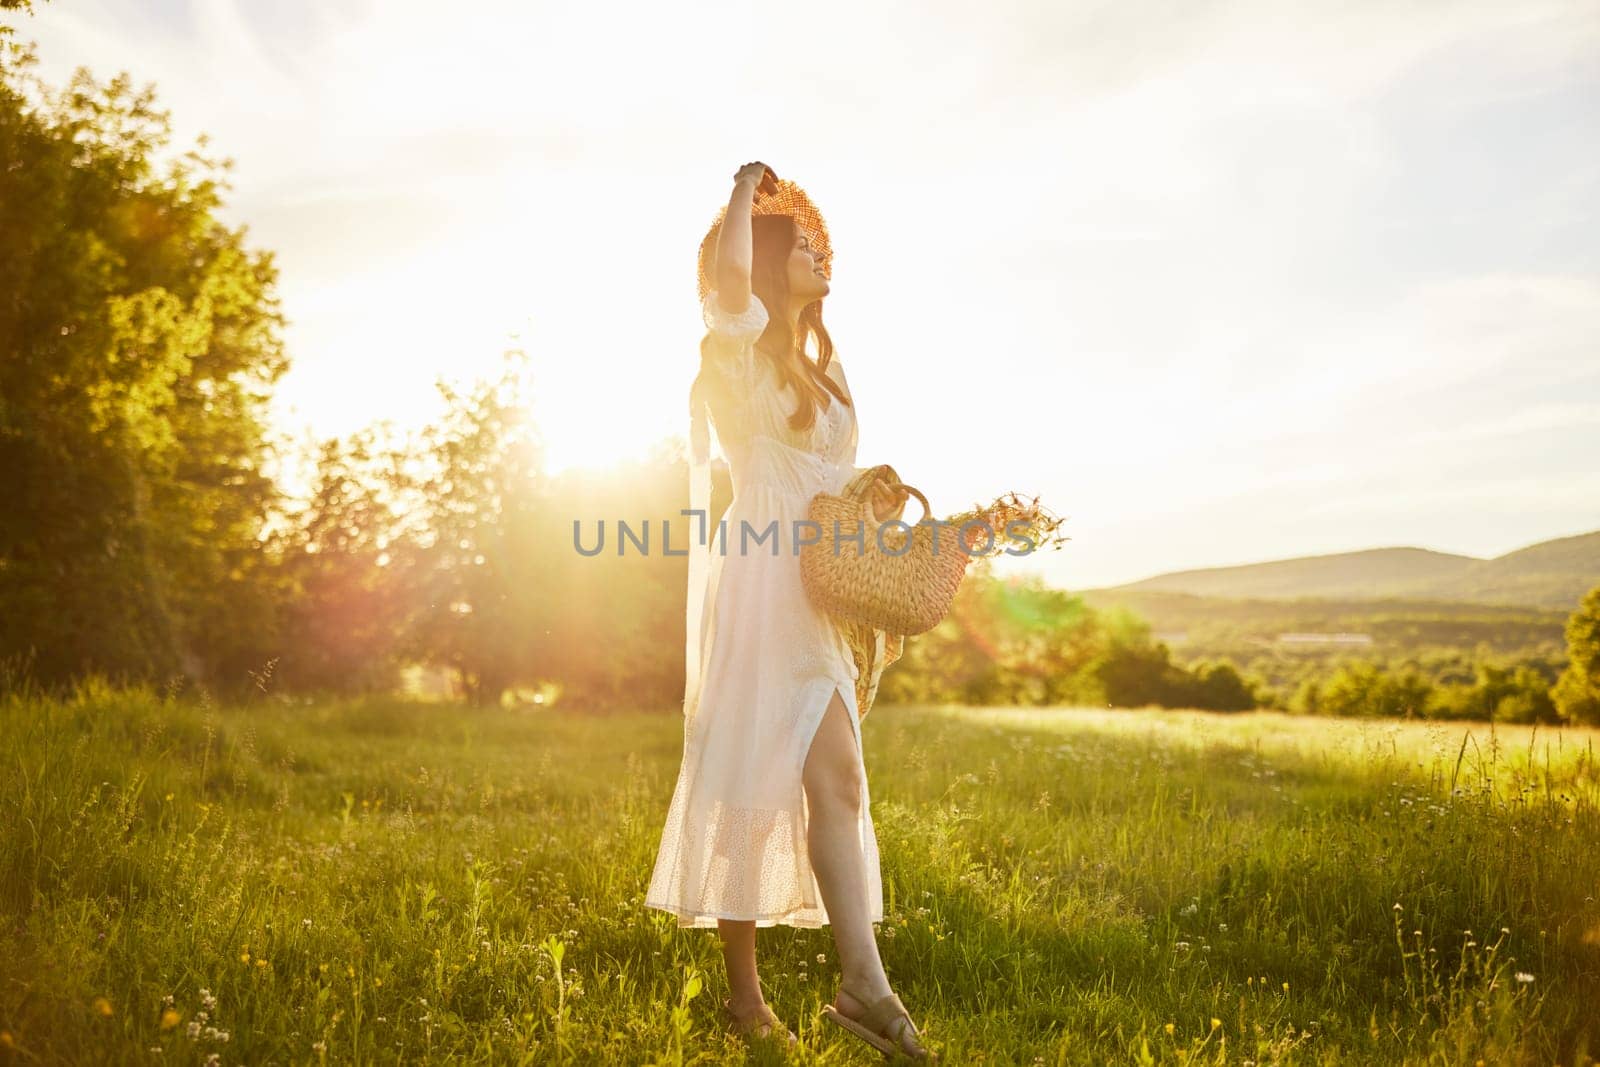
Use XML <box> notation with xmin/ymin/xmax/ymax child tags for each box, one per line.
<box><xmin>869</xmin><ymin>479</ymin><xmax>911</xmax><ymax>523</ymax></box>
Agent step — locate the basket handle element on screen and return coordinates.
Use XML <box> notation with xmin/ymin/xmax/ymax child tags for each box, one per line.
<box><xmin>879</xmin><ymin>481</ymin><xmax>930</xmax><ymax>524</ymax></box>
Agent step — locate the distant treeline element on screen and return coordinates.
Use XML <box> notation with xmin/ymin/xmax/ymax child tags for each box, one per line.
<box><xmin>4</xmin><ymin>49</ymin><xmax>1600</xmax><ymax>725</ymax></box>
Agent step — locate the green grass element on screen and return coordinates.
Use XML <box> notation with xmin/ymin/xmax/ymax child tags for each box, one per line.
<box><xmin>3</xmin><ymin>679</ymin><xmax>1599</xmax><ymax>1065</ymax></box>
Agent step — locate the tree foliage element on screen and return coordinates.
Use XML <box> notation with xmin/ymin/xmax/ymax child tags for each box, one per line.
<box><xmin>1553</xmin><ymin>585</ymin><xmax>1600</xmax><ymax>724</ymax></box>
<box><xmin>0</xmin><ymin>43</ymin><xmax>286</xmax><ymax>693</ymax></box>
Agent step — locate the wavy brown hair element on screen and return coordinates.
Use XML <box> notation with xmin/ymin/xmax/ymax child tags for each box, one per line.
<box><xmin>696</xmin><ymin>214</ymin><xmax>850</xmax><ymax>437</ymax></box>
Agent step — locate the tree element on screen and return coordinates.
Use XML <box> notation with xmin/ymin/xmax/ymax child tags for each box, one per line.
<box><xmin>0</xmin><ymin>43</ymin><xmax>287</xmax><ymax>693</ymax></box>
<box><xmin>1318</xmin><ymin>661</ymin><xmax>1433</xmax><ymax>719</ymax></box>
<box><xmin>1186</xmin><ymin>659</ymin><xmax>1258</xmax><ymax>712</ymax></box>
<box><xmin>396</xmin><ymin>352</ymin><xmax>562</xmax><ymax>708</ymax></box>
<box><xmin>271</xmin><ymin>429</ymin><xmax>415</xmax><ymax>695</ymax></box>
<box><xmin>1553</xmin><ymin>585</ymin><xmax>1600</xmax><ymax>725</ymax></box>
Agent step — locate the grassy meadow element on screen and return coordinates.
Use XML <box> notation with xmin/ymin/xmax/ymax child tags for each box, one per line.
<box><xmin>3</xmin><ymin>682</ymin><xmax>1599</xmax><ymax>1065</ymax></box>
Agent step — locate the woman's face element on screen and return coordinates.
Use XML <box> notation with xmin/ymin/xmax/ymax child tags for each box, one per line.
<box><xmin>786</xmin><ymin>230</ymin><xmax>829</xmax><ymax>302</ymax></box>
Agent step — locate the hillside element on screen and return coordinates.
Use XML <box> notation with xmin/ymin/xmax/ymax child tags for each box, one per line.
<box><xmin>1089</xmin><ymin>530</ymin><xmax>1600</xmax><ymax>611</ymax></box>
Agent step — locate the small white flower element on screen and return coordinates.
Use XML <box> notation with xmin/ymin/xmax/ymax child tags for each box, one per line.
<box><xmin>1515</xmin><ymin>972</ymin><xmax>1535</xmax><ymax>984</ymax></box>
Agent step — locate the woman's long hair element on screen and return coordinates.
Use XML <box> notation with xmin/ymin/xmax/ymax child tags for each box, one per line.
<box><xmin>697</xmin><ymin>214</ymin><xmax>851</xmax><ymax>436</ymax></box>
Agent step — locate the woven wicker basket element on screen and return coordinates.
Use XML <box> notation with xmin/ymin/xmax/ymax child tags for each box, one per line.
<box><xmin>801</xmin><ymin>477</ymin><xmax>971</xmax><ymax>636</ymax></box>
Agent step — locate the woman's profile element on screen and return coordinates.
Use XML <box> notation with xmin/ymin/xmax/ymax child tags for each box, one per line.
<box><xmin>644</xmin><ymin>161</ymin><xmax>935</xmax><ymax>1060</ymax></box>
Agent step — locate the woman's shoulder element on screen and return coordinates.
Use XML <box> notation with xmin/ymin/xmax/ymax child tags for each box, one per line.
<box><xmin>702</xmin><ymin>288</ymin><xmax>770</xmax><ymax>342</ymax></box>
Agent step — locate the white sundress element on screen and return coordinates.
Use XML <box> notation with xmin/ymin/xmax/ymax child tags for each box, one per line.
<box><xmin>644</xmin><ymin>288</ymin><xmax>884</xmax><ymax>930</ymax></box>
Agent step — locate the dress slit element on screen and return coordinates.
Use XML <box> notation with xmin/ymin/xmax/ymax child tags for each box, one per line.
<box><xmin>793</xmin><ymin>677</ymin><xmax>869</xmax><ymax>919</ymax></box>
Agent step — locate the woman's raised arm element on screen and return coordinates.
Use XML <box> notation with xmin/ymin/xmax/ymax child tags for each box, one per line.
<box><xmin>713</xmin><ymin>162</ymin><xmax>778</xmax><ymax>314</ymax></box>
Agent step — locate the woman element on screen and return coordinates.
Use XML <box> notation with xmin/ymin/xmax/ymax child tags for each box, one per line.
<box><xmin>644</xmin><ymin>161</ymin><xmax>936</xmax><ymax>1061</ymax></box>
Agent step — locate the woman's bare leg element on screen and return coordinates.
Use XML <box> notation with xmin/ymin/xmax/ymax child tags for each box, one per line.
<box><xmin>716</xmin><ymin>918</ymin><xmax>792</xmax><ymax>1042</ymax></box>
<box><xmin>716</xmin><ymin>918</ymin><xmax>764</xmax><ymax>1012</ymax></box>
<box><xmin>803</xmin><ymin>688</ymin><xmax>930</xmax><ymax>1056</ymax></box>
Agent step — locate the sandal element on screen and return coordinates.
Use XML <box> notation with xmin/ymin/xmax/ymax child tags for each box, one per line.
<box><xmin>721</xmin><ymin>997</ymin><xmax>798</xmax><ymax>1050</ymax></box>
<box><xmin>822</xmin><ymin>986</ymin><xmax>937</xmax><ymax>1061</ymax></box>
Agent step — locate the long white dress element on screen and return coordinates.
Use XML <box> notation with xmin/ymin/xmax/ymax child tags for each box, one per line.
<box><xmin>644</xmin><ymin>288</ymin><xmax>884</xmax><ymax>930</ymax></box>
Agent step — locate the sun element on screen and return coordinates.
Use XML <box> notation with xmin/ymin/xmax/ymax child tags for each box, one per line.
<box><xmin>525</xmin><ymin>351</ymin><xmax>681</xmax><ymax>476</ymax></box>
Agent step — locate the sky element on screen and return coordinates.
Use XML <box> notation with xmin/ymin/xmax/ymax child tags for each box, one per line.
<box><xmin>7</xmin><ymin>0</ymin><xmax>1599</xmax><ymax>591</ymax></box>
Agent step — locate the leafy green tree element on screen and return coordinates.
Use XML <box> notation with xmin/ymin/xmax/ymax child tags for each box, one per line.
<box><xmin>1553</xmin><ymin>585</ymin><xmax>1600</xmax><ymax>724</ymax></box>
<box><xmin>536</xmin><ymin>446</ymin><xmax>697</xmax><ymax>710</ymax></box>
<box><xmin>0</xmin><ymin>44</ymin><xmax>286</xmax><ymax>693</ymax></box>
<box><xmin>271</xmin><ymin>429</ymin><xmax>415</xmax><ymax>695</ymax></box>
<box><xmin>396</xmin><ymin>352</ymin><xmax>561</xmax><ymax>707</ymax></box>
<box><xmin>1289</xmin><ymin>676</ymin><xmax>1322</xmax><ymax>715</ymax></box>
<box><xmin>0</xmin><ymin>1</ymin><xmax>38</xmax><ymax>35</ymax></box>
<box><xmin>1186</xmin><ymin>659</ymin><xmax>1258</xmax><ymax>712</ymax></box>
<box><xmin>1088</xmin><ymin>608</ymin><xmax>1191</xmax><ymax>708</ymax></box>
<box><xmin>1319</xmin><ymin>661</ymin><xmax>1433</xmax><ymax>718</ymax></box>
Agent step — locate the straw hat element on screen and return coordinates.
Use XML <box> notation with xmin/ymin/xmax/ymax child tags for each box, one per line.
<box><xmin>697</xmin><ymin>170</ymin><xmax>833</xmax><ymax>302</ymax></box>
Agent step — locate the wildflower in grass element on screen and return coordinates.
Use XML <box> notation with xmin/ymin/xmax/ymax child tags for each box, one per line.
<box><xmin>1211</xmin><ymin>1018</ymin><xmax>1221</xmax><ymax>1029</ymax></box>
<box><xmin>303</xmin><ymin>918</ymin><xmax>313</xmax><ymax>928</ymax></box>
<box><xmin>1164</xmin><ymin>1023</ymin><xmax>1174</xmax><ymax>1035</ymax></box>
<box><xmin>160</xmin><ymin>1009</ymin><xmax>181</xmax><ymax>1029</ymax></box>
<box><xmin>817</xmin><ymin>953</ymin><xmax>827</xmax><ymax>964</ymax></box>
<box><xmin>1515</xmin><ymin>972</ymin><xmax>1535</xmax><ymax>983</ymax></box>
<box><xmin>93</xmin><ymin>997</ymin><xmax>113</xmax><ymax>1017</ymax></box>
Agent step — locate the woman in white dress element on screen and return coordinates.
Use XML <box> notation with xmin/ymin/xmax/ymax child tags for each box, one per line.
<box><xmin>644</xmin><ymin>162</ymin><xmax>935</xmax><ymax>1060</ymax></box>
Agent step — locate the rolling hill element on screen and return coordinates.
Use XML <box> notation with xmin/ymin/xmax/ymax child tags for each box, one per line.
<box><xmin>1085</xmin><ymin>530</ymin><xmax>1600</xmax><ymax>612</ymax></box>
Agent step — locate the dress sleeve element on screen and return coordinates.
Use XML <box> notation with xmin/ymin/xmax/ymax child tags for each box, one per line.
<box><xmin>700</xmin><ymin>289</ymin><xmax>769</xmax><ymax>380</ymax></box>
